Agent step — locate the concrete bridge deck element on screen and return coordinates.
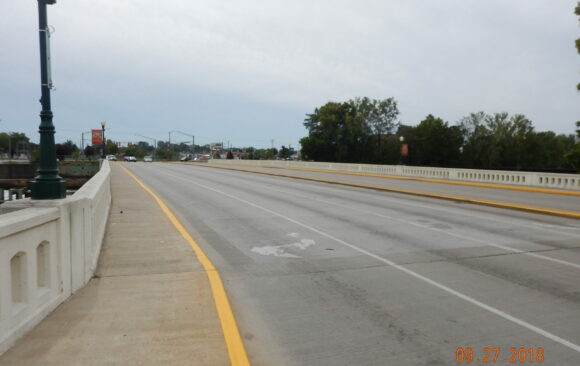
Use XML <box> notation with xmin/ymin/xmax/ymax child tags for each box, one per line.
<box><xmin>0</xmin><ymin>164</ymin><xmax>230</xmax><ymax>366</ymax></box>
<box><xmin>1</xmin><ymin>161</ymin><xmax>579</xmax><ymax>365</ymax></box>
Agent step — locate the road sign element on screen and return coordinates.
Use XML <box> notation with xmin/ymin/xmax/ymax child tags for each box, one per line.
<box><xmin>92</xmin><ymin>129</ymin><xmax>103</xmax><ymax>145</ymax></box>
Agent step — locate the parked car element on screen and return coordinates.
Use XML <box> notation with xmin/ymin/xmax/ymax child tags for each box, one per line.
<box><xmin>143</xmin><ymin>156</ymin><xmax>153</xmax><ymax>162</ymax></box>
<box><xmin>124</xmin><ymin>156</ymin><xmax>137</xmax><ymax>162</ymax></box>
<box><xmin>106</xmin><ymin>155</ymin><xmax>117</xmax><ymax>161</ymax></box>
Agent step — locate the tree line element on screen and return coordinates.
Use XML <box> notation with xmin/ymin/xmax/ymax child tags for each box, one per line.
<box><xmin>0</xmin><ymin>132</ymin><xmax>32</xmax><ymax>158</ymax></box>
<box><xmin>300</xmin><ymin>98</ymin><xmax>580</xmax><ymax>172</ymax></box>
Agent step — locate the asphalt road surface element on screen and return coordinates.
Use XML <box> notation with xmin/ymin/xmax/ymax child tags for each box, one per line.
<box><xmin>203</xmin><ymin>164</ymin><xmax>580</xmax><ymax>214</ymax></box>
<box><xmin>123</xmin><ymin>162</ymin><xmax>580</xmax><ymax>366</ymax></box>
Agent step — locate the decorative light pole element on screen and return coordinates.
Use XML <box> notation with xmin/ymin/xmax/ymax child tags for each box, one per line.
<box><xmin>30</xmin><ymin>0</ymin><xmax>66</xmax><ymax>199</ymax></box>
<box><xmin>100</xmin><ymin>120</ymin><xmax>106</xmax><ymax>158</ymax></box>
<box><xmin>399</xmin><ymin>136</ymin><xmax>405</xmax><ymax>165</ymax></box>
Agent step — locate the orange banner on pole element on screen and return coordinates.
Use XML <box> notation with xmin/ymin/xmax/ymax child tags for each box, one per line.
<box><xmin>92</xmin><ymin>129</ymin><xmax>103</xmax><ymax>145</ymax></box>
<box><xmin>401</xmin><ymin>143</ymin><xmax>409</xmax><ymax>157</ymax></box>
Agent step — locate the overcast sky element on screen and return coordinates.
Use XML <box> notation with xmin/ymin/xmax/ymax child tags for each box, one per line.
<box><xmin>1</xmin><ymin>0</ymin><xmax>579</xmax><ymax>149</ymax></box>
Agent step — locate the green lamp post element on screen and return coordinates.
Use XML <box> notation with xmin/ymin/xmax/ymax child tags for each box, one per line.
<box><xmin>30</xmin><ymin>0</ymin><xmax>66</xmax><ymax>199</ymax></box>
<box><xmin>100</xmin><ymin>120</ymin><xmax>106</xmax><ymax>158</ymax></box>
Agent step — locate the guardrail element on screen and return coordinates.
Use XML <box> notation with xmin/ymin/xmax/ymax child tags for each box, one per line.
<box><xmin>0</xmin><ymin>189</ymin><xmax>26</xmax><ymax>203</ymax></box>
<box><xmin>209</xmin><ymin>160</ymin><xmax>580</xmax><ymax>191</ymax></box>
<box><xmin>0</xmin><ymin>160</ymin><xmax>111</xmax><ymax>355</ymax></box>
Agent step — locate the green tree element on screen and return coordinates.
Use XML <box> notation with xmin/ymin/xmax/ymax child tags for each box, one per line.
<box><xmin>459</xmin><ymin>112</ymin><xmax>491</xmax><ymax>168</ymax></box>
<box><xmin>533</xmin><ymin>131</ymin><xmax>575</xmax><ymax>170</ymax></box>
<box><xmin>459</xmin><ymin>112</ymin><xmax>574</xmax><ymax>170</ymax></box>
<box><xmin>244</xmin><ymin>147</ymin><xmax>255</xmax><ymax>159</ymax></box>
<box><xmin>351</xmin><ymin>97</ymin><xmax>399</xmax><ymax>150</ymax></box>
<box><xmin>0</xmin><ymin>132</ymin><xmax>30</xmax><ymax>158</ymax></box>
<box><xmin>278</xmin><ymin>146</ymin><xmax>290</xmax><ymax>160</ymax></box>
<box><xmin>253</xmin><ymin>148</ymin><xmax>277</xmax><ymax>160</ymax></box>
<box><xmin>411</xmin><ymin>115</ymin><xmax>463</xmax><ymax>167</ymax></box>
<box><xmin>459</xmin><ymin>112</ymin><xmax>537</xmax><ymax>169</ymax></box>
<box><xmin>123</xmin><ymin>145</ymin><xmax>146</xmax><ymax>158</ymax></box>
<box><xmin>565</xmin><ymin>121</ymin><xmax>580</xmax><ymax>171</ymax></box>
<box><xmin>106</xmin><ymin>139</ymin><xmax>119</xmax><ymax>155</ymax></box>
<box><xmin>484</xmin><ymin>112</ymin><xmax>535</xmax><ymax>169</ymax></box>
<box><xmin>301</xmin><ymin>101</ymin><xmax>370</xmax><ymax>162</ymax></box>
<box><xmin>157</xmin><ymin>141</ymin><xmax>170</xmax><ymax>150</ymax></box>
<box><xmin>136</xmin><ymin>141</ymin><xmax>151</xmax><ymax>153</ymax></box>
<box><xmin>55</xmin><ymin>140</ymin><xmax>78</xmax><ymax>160</ymax></box>
<box><xmin>84</xmin><ymin>145</ymin><xmax>96</xmax><ymax>157</ymax></box>
<box><xmin>155</xmin><ymin>149</ymin><xmax>177</xmax><ymax>160</ymax></box>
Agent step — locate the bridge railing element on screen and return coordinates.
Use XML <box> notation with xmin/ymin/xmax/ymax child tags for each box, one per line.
<box><xmin>0</xmin><ymin>160</ymin><xmax>111</xmax><ymax>355</ymax></box>
<box><xmin>209</xmin><ymin>160</ymin><xmax>580</xmax><ymax>191</ymax></box>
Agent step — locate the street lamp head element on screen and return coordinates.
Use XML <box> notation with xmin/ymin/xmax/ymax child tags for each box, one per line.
<box><xmin>42</xmin><ymin>0</ymin><xmax>57</xmax><ymax>5</ymax></box>
<box><xmin>399</xmin><ymin>136</ymin><xmax>405</xmax><ymax>142</ymax></box>
<box><xmin>100</xmin><ymin>120</ymin><xmax>106</xmax><ymax>128</ymax></box>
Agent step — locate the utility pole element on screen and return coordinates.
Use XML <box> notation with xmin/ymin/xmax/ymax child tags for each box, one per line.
<box><xmin>81</xmin><ymin>131</ymin><xmax>89</xmax><ymax>152</ymax></box>
<box><xmin>172</xmin><ymin>130</ymin><xmax>195</xmax><ymax>158</ymax></box>
<box><xmin>30</xmin><ymin>0</ymin><xmax>65</xmax><ymax>199</ymax></box>
<box><xmin>135</xmin><ymin>134</ymin><xmax>157</xmax><ymax>160</ymax></box>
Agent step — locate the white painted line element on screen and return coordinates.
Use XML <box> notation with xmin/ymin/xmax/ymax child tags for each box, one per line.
<box><xmin>258</xmin><ymin>185</ymin><xmax>580</xmax><ymax>270</ymax></box>
<box><xmin>371</xmin><ymin>194</ymin><xmax>580</xmax><ymax>239</ymax></box>
<box><xmin>251</xmin><ymin>238</ymin><xmax>315</xmax><ymax>258</ymax></box>
<box><xmin>162</xmin><ymin>169</ymin><xmax>580</xmax><ymax>354</ymax></box>
<box><xmin>166</xmin><ymin>163</ymin><xmax>580</xmax><ymax>268</ymax></box>
<box><xmin>173</xmin><ymin>163</ymin><xmax>580</xmax><ymax>239</ymax></box>
<box><xmin>326</xmin><ymin>186</ymin><xmax>580</xmax><ymax>239</ymax></box>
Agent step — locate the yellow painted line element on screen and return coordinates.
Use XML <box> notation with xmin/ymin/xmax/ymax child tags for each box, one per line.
<box><xmin>119</xmin><ymin>163</ymin><xmax>251</xmax><ymax>366</ymax></box>
<box><xmin>210</xmin><ymin>163</ymin><xmax>580</xmax><ymax>197</ymax></box>
<box><xmin>195</xmin><ymin>164</ymin><xmax>580</xmax><ymax>220</ymax></box>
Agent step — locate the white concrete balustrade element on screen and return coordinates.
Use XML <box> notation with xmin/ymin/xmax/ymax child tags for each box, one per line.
<box><xmin>0</xmin><ymin>160</ymin><xmax>111</xmax><ymax>355</ymax></box>
<box><xmin>210</xmin><ymin>160</ymin><xmax>580</xmax><ymax>191</ymax></box>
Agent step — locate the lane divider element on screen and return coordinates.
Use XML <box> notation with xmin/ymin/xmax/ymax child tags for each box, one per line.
<box><xmin>208</xmin><ymin>163</ymin><xmax>580</xmax><ymax>197</ymax></box>
<box><xmin>187</xmin><ymin>163</ymin><xmax>580</xmax><ymax>220</ymax></box>
<box><xmin>119</xmin><ymin>163</ymin><xmax>251</xmax><ymax>366</ymax></box>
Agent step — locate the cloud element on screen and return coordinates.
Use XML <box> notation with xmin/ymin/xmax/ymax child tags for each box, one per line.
<box><xmin>1</xmin><ymin>0</ymin><xmax>578</xmax><ymax>148</ymax></box>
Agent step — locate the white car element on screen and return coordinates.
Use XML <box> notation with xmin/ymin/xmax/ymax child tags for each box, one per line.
<box><xmin>106</xmin><ymin>155</ymin><xmax>117</xmax><ymax>161</ymax></box>
<box><xmin>124</xmin><ymin>156</ymin><xmax>137</xmax><ymax>162</ymax></box>
<box><xmin>143</xmin><ymin>156</ymin><xmax>153</xmax><ymax>162</ymax></box>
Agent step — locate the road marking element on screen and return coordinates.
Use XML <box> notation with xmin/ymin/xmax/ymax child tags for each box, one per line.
<box><xmin>251</xmin><ymin>237</ymin><xmax>316</xmax><ymax>258</ymax></box>
<box><xmin>340</xmin><ymin>199</ymin><xmax>580</xmax><ymax>268</ymax></box>
<box><xmin>286</xmin><ymin>174</ymin><xmax>580</xmax><ymax>238</ymax></box>
<box><xmin>119</xmin><ymin>164</ymin><xmax>251</xmax><ymax>366</ymax></box>
<box><xmin>242</xmin><ymin>182</ymin><xmax>580</xmax><ymax>270</ymax></box>
<box><xmin>196</xmin><ymin>164</ymin><xmax>580</xmax><ymax>220</ymax></box>
<box><xmin>180</xmin><ymin>162</ymin><xmax>580</xmax><ymax>267</ymax></box>
<box><xmin>162</xmin><ymin>168</ymin><xmax>580</xmax><ymax>354</ymax></box>
<box><xmin>172</xmin><ymin>163</ymin><xmax>580</xmax><ymax>239</ymax></box>
<box><xmin>212</xmin><ymin>163</ymin><xmax>580</xmax><ymax>197</ymax></box>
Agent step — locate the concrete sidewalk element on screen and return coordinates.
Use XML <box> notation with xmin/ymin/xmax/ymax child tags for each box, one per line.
<box><xmin>0</xmin><ymin>163</ymin><xmax>229</xmax><ymax>365</ymax></box>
